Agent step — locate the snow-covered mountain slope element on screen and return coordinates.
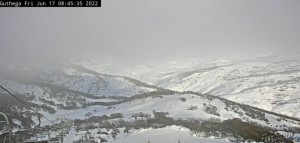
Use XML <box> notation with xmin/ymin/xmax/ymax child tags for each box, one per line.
<box><xmin>96</xmin><ymin>126</ymin><xmax>230</xmax><ymax>143</ymax></box>
<box><xmin>1</xmin><ymin>57</ymin><xmax>300</xmax><ymax>142</ymax></box>
<box><xmin>0</xmin><ymin>61</ymin><xmax>158</xmax><ymax>130</ymax></box>
<box><xmin>43</xmin><ymin>91</ymin><xmax>300</xmax><ymax>129</ymax></box>
<box><xmin>71</xmin><ymin>54</ymin><xmax>300</xmax><ymax>118</ymax></box>
<box><xmin>56</xmin><ymin>91</ymin><xmax>299</xmax><ymax>142</ymax></box>
<box><xmin>0</xmin><ymin>61</ymin><xmax>156</xmax><ymax>98</ymax></box>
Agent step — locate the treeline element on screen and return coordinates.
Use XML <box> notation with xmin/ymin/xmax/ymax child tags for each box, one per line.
<box><xmin>88</xmin><ymin>90</ymin><xmax>176</xmax><ymax>106</ymax></box>
<box><xmin>73</xmin><ymin>111</ymin><xmax>293</xmax><ymax>142</ymax></box>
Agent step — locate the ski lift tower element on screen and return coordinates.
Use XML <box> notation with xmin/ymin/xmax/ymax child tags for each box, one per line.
<box><xmin>0</xmin><ymin>112</ymin><xmax>13</xmax><ymax>143</ymax></box>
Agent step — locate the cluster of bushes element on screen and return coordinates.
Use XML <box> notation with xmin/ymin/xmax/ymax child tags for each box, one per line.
<box><xmin>110</xmin><ymin>113</ymin><xmax>124</xmax><ymax>119</ymax></box>
<box><xmin>40</xmin><ymin>104</ymin><xmax>56</xmax><ymax>114</ymax></box>
<box><xmin>203</xmin><ymin>103</ymin><xmax>220</xmax><ymax>116</ymax></box>
<box><xmin>222</xmin><ymin>98</ymin><xmax>269</xmax><ymax>122</ymax></box>
<box><xmin>38</xmin><ymin>97</ymin><xmax>55</xmax><ymax>106</ymax></box>
<box><xmin>132</xmin><ymin>112</ymin><xmax>151</xmax><ymax>119</ymax></box>
<box><xmin>179</xmin><ymin>97</ymin><xmax>186</xmax><ymax>102</ymax></box>
<box><xmin>239</xmin><ymin>104</ymin><xmax>268</xmax><ymax>122</ymax></box>
<box><xmin>56</xmin><ymin>102</ymin><xmax>79</xmax><ymax>110</ymax></box>
<box><xmin>74</xmin><ymin>113</ymin><xmax>125</xmax><ymax>132</ymax></box>
<box><xmin>24</xmin><ymin>94</ymin><xmax>36</xmax><ymax>101</ymax></box>
<box><xmin>187</xmin><ymin>105</ymin><xmax>198</xmax><ymax>110</ymax></box>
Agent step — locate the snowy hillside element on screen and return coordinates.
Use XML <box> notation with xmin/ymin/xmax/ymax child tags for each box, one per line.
<box><xmin>71</xmin><ymin>54</ymin><xmax>300</xmax><ymax>118</ymax></box>
<box><xmin>0</xmin><ymin>62</ymin><xmax>156</xmax><ymax>98</ymax></box>
<box><xmin>50</xmin><ymin>90</ymin><xmax>299</xmax><ymax>142</ymax></box>
<box><xmin>1</xmin><ymin>56</ymin><xmax>300</xmax><ymax>142</ymax></box>
<box><xmin>65</xmin><ymin>125</ymin><xmax>231</xmax><ymax>143</ymax></box>
<box><xmin>0</xmin><ymin>61</ymin><xmax>157</xmax><ymax>130</ymax></box>
<box><xmin>43</xmin><ymin>91</ymin><xmax>300</xmax><ymax>129</ymax></box>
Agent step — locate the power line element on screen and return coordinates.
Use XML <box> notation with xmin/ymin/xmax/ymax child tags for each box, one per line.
<box><xmin>0</xmin><ymin>85</ymin><xmax>53</xmax><ymax>123</ymax></box>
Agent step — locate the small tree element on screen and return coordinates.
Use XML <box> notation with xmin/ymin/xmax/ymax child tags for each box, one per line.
<box><xmin>111</xmin><ymin>128</ymin><xmax>120</xmax><ymax>139</ymax></box>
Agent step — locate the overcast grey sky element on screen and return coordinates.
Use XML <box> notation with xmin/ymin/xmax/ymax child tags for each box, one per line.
<box><xmin>0</xmin><ymin>0</ymin><xmax>300</xmax><ymax>62</ymax></box>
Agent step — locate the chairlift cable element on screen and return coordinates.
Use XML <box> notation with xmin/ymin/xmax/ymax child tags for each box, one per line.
<box><xmin>0</xmin><ymin>85</ymin><xmax>53</xmax><ymax>123</ymax></box>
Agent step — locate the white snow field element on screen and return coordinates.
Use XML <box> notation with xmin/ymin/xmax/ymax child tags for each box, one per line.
<box><xmin>108</xmin><ymin>126</ymin><xmax>230</xmax><ymax>143</ymax></box>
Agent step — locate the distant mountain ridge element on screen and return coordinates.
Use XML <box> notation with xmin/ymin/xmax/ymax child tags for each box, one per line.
<box><xmin>70</xmin><ymin>54</ymin><xmax>300</xmax><ymax>118</ymax></box>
